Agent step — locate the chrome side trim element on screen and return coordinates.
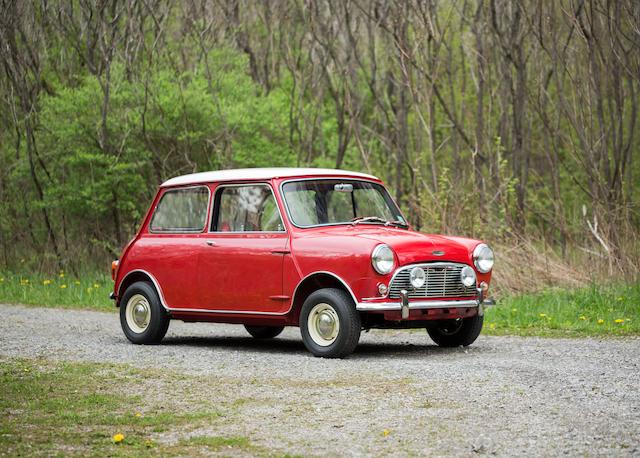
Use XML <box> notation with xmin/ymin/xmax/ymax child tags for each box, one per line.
<box><xmin>119</xmin><ymin>269</ymin><xmax>358</xmax><ymax>317</ymax></box>
<box><xmin>167</xmin><ymin>271</ymin><xmax>359</xmax><ymax>316</ymax></box>
<box><xmin>118</xmin><ymin>269</ymin><xmax>170</xmax><ymax>311</ymax></box>
<box><xmin>165</xmin><ymin>307</ymin><xmax>288</xmax><ymax>316</ymax></box>
<box><xmin>356</xmin><ymin>299</ymin><xmax>480</xmax><ymax>312</ymax></box>
<box><xmin>290</xmin><ymin>270</ymin><xmax>359</xmax><ymax>308</ymax></box>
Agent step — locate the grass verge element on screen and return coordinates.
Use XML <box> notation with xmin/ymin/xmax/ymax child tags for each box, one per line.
<box><xmin>0</xmin><ymin>271</ymin><xmax>114</xmax><ymax>311</ymax></box>
<box><xmin>483</xmin><ymin>282</ymin><xmax>639</xmax><ymax>337</ymax></box>
<box><xmin>1</xmin><ymin>270</ymin><xmax>638</xmax><ymax>337</ymax></box>
<box><xmin>0</xmin><ymin>357</ymin><xmax>284</xmax><ymax>457</ymax></box>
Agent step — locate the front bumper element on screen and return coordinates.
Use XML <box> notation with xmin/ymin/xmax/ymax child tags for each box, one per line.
<box><xmin>356</xmin><ymin>297</ymin><xmax>495</xmax><ymax>317</ymax></box>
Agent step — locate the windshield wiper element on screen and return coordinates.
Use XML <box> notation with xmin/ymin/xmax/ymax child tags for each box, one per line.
<box><xmin>351</xmin><ymin>216</ymin><xmax>409</xmax><ymax>228</ymax></box>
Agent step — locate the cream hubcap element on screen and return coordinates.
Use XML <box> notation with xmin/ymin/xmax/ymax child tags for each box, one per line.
<box><xmin>125</xmin><ymin>294</ymin><xmax>151</xmax><ymax>333</ymax></box>
<box><xmin>307</xmin><ymin>303</ymin><xmax>340</xmax><ymax>346</ymax></box>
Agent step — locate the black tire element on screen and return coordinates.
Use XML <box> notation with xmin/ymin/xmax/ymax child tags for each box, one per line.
<box><xmin>300</xmin><ymin>288</ymin><xmax>361</xmax><ymax>358</ymax></box>
<box><xmin>244</xmin><ymin>325</ymin><xmax>285</xmax><ymax>339</ymax></box>
<box><xmin>119</xmin><ymin>281</ymin><xmax>170</xmax><ymax>344</ymax></box>
<box><xmin>427</xmin><ymin>315</ymin><xmax>483</xmax><ymax>347</ymax></box>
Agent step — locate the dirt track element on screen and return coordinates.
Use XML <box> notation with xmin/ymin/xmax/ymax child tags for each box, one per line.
<box><xmin>1</xmin><ymin>303</ymin><xmax>638</xmax><ymax>456</ymax></box>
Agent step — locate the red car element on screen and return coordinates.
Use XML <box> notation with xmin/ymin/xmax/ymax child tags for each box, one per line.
<box><xmin>111</xmin><ymin>168</ymin><xmax>494</xmax><ymax>358</ymax></box>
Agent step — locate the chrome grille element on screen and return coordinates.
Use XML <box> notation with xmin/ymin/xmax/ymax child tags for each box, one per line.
<box><xmin>388</xmin><ymin>263</ymin><xmax>477</xmax><ymax>299</ymax></box>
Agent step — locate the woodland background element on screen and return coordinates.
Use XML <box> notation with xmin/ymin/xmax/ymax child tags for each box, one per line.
<box><xmin>0</xmin><ymin>0</ymin><xmax>638</xmax><ymax>293</ymax></box>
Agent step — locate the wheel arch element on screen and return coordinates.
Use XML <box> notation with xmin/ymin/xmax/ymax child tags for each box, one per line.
<box><xmin>290</xmin><ymin>271</ymin><xmax>358</xmax><ymax>321</ymax></box>
<box><xmin>117</xmin><ymin>269</ymin><xmax>167</xmax><ymax>309</ymax></box>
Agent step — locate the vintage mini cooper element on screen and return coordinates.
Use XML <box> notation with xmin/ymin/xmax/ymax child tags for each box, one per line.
<box><xmin>111</xmin><ymin>168</ymin><xmax>494</xmax><ymax>358</ymax></box>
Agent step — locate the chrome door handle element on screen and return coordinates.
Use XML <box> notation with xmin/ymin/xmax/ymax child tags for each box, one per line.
<box><xmin>205</xmin><ymin>240</ymin><xmax>217</xmax><ymax>247</ymax></box>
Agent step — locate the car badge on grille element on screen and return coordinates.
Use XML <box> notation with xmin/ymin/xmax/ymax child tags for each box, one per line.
<box><xmin>432</xmin><ymin>250</ymin><xmax>445</xmax><ymax>256</ymax></box>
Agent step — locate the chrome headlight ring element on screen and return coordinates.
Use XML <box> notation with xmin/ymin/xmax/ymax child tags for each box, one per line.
<box><xmin>371</xmin><ymin>244</ymin><xmax>396</xmax><ymax>275</ymax></box>
<box><xmin>473</xmin><ymin>243</ymin><xmax>494</xmax><ymax>273</ymax></box>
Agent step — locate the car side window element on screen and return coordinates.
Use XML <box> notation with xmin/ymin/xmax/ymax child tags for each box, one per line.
<box><xmin>149</xmin><ymin>187</ymin><xmax>209</xmax><ymax>232</ymax></box>
<box><xmin>214</xmin><ymin>185</ymin><xmax>284</xmax><ymax>232</ymax></box>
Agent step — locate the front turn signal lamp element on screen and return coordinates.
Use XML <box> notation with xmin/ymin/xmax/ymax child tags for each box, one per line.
<box><xmin>111</xmin><ymin>260</ymin><xmax>119</xmax><ymax>281</ymax></box>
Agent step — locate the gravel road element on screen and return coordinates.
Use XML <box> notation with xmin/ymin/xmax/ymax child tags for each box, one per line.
<box><xmin>1</xmin><ymin>303</ymin><xmax>639</xmax><ymax>456</ymax></box>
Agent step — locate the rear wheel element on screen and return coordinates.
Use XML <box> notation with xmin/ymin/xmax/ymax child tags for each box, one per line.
<box><xmin>427</xmin><ymin>315</ymin><xmax>483</xmax><ymax>347</ymax></box>
<box><xmin>119</xmin><ymin>281</ymin><xmax>169</xmax><ymax>344</ymax></box>
<box><xmin>300</xmin><ymin>288</ymin><xmax>361</xmax><ymax>358</ymax></box>
<box><xmin>244</xmin><ymin>325</ymin><xmax>284</xmax><ymax>339</ymax></box>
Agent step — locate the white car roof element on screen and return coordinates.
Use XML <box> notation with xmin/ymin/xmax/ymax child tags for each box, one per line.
<box><xmin>161</xmin><ymin>167</ymin><xmax>379</xmax><ymax>187</ymax></box>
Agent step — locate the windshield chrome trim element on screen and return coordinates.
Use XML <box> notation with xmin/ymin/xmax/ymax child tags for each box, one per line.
<box><xmin>279</xmin><ymin>177</ymin><xmax>408</xmax><ymax>230</ymax></box>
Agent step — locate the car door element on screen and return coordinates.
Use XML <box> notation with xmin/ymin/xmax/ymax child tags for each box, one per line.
<box><xmin>135</xmin><ymin>185</ymin><xmax>211</xmax><ymax>309</ymax></box>
<box><xmin>197</xmin><ymin>183</ymin><xmax>289</xmax><ymax>313</ymax></box>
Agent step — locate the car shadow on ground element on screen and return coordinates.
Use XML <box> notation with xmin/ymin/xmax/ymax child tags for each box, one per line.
<box><xmin>159</xmin><ymin>335</ymin><xmax>483</xmax><ymax>359</ymax></box>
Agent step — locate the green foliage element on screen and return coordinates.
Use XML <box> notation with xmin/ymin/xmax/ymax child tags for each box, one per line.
<box><xmin>0</xmin><ymin>2</ymin><xmax>637</xmax><ymax>282</ymax></box>
<box><xmin>1</xmin><ymin>49</ymin><xmax>300</xmax><ymax>269</ymax></box>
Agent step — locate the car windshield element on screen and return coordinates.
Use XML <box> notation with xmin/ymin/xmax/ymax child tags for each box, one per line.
<box><xmin>282</xmin><ymin>179</ymin><xmax>407</xmax><ymax>228</ymax></box>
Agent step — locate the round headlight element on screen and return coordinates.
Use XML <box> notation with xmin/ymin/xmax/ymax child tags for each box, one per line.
<box><xmin>460</xmin><ymin>265</ymin><xmax>477</xmax><ymax>287</ymax></box>
<box><xmin>473</xmin><ymin>243</ymin><xmax>494</xmax><ymax>273</ymax></box>
<box><xmin>371</xmin><ymin>244</ymin><xmax>395</xmax><ymax>275</ymax></box>
<box><xmin>409</xmin><ymin>267</ymin><xmax>426</xmax><ymax>288</ymax></box>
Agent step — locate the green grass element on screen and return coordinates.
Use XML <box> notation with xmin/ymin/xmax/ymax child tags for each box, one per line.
<box><xmin>484</xmin><ymin>282</ymin><xmax>640</xmax><ymax>337</ymax></box>
<box><xmin>0</xmin><ymin>271</ymin><xmax>114</xmax><ymax>311</ymax></box>
<box><xmin>1</xmin><ymin>270</ymin><xmax>638</xmax><ymax>337</ymax></box>
<box><xmin>0</xmin><ymin>357</ymin><xmax>276</xmax><ymax>457</ymax></box>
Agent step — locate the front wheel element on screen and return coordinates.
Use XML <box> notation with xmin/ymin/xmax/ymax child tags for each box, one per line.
<box><xmin>427</xmin><ymin>315</ymin><xmax>483</xmax><ymax>347</ymax></box>
<box><xmin>244</xmin><ymin>325</ymin><xmax>284</xmax><ymax>339</ymax></box>
<box><xmin>119</xmin><ymin>281</ymin><xmax>170</xmax><ymax>344</ymax></box>
<box><xmin>300</xmin><ymin>288</ymin><xmax>361</xmax><ymax>358</ymax></box>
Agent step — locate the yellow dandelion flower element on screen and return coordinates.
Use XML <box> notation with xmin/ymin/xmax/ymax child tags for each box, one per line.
<box><xmin>614</xmin><ymin>319</ymin><xmax>624</xmax><ymax>324</ymax></box>
<box><xmin>43</xmin><ymin>279</ymin><xmax>52</xmax><ymax>286</ymax></box>
<box><xmin>60</xmin><ymin>284</ymin><xmax>67</xmax><ymax>289</ymax></box>
<box><xmin>59</xmin><ymin>272</ymin><xmax>65</xmax><ymax>278</ymax></box>
<box><xmin>112</xmin><ymin>433</ymin><xmax>125</xmax><ymax>443</ymax></box>
<box><xmin>93</xmin><ymin>283</ymin><xmax>100</xmax><ymax>289</ymax></box>
<box><xmin>382</xmin><ymin>429</ymin><xmax>391</xmax><ymax>437</ymax></box>
<box><xmin>74</xmin><ymin>280</ymin><xmax>80</xmax><ymax>285</ymax></box>
<box><xmin>135</xmin><ymin>412</ymin><xmax>142</xmax><ymax>418</ymax></box>
<box><xmin>489</xmin><ymin>323</ymin><xmax>496</xmax><ymax>330</ymax></box>
<box><xmin>597</xmin><ymin>319</ymin><xmax>604</xmax><ymax>325</ymax></box>
<box><xmin>539</xmin><ymin>313</ymin><xmax>547</xmax><ymax>318</ymax></box>
<box><xmin>579</xmin><ymin>316</ymin><xmax>587</xmax><ymax>321</ymax></box>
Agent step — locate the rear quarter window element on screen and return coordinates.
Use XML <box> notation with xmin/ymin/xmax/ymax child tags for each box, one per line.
<box><xmin>149</xmin><ymin>187</ymin><xmax>209</xmax><ymax>232</ymax></box>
